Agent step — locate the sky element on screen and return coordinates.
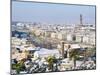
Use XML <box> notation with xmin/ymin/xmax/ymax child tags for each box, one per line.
<box><xmin>12</xmin><ymin>1</ymin><xmax>96</xmax><ymax>24</ymax></box>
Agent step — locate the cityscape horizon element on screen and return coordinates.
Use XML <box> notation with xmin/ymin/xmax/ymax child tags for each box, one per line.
<box><xmin>12</xmin><ymin>1</ymin><xmax>96</xmax><ymax>25</ymax></box>
<box><xmin>11</xmin><ymin>0</ymin><xmax>96</xmax><ymax>74</ymax></box>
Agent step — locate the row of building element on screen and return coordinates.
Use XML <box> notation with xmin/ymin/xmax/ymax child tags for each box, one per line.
<box><xmin>30</xmin><ymin>25</ymin><xmax>95</xmax><ymax>45</ymax></box>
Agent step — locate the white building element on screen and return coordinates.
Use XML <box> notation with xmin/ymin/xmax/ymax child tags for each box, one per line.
<box><xmin>12</xmin><ymin>37</ymin><xmax>27</xmax><ymax>45</ymax></box>
<box><xmin>66</xmin><ymin>34</ymin><xmax>73</xmax><ymax>41</ymax></box>
<box><xmin>57</xmin><ymin>33</ymin><xmax>66</xmax><ymax>40</ymax></box>
<box><xmin>75</xmin><ymin>35</ymin><xmax>83</xmax><ymax>42</ymax></box>
<box><xmin>34</xmin><ymin>48</ymin><xmax>60</xmax><ymax>58</ymax></box>
<box><xmin>60</xmin><ymin>58</ymin><xmax>74</xmax><ymax>71</ymax></box>
<box><xmin>51</xmin><ymin>32</ymin><xmax>57</xmax><ymax>39</ymax></box>
<box><xmin>83</xmin><ymin>35</ymin><xmax>89</xmax><ymax>43</ymax></box>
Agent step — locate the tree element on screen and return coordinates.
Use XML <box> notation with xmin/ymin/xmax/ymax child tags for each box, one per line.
<box><xmin>69</xmin><ymin>48</ymin><xmax>80</xmax><ymax>69</ymax></box>
<box><xmin>46</xmin><ymin>56</ymin><xmax>57</xmax><ymax>71</ymax></box>
<box><xmin>12</xmin><ymin>60</ymin><xmax>26</xmax><ymax>74</ymax></box>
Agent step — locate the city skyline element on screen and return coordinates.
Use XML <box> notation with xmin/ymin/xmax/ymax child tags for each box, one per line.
<box><xmin>12</xmin><ymin>1</ymin><xmax>96</xmax><ymax>24</ymax></box>
<box><xmin>11</xmin><ymin>1</ymin><xmax>96</xmax><ymax>74</ymax></box>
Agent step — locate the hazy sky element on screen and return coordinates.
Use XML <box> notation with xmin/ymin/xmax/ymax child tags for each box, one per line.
<box><xmin>12</xmin><ymin>1</ymin><xmax>96</xmax><ymax>24</ymax></box>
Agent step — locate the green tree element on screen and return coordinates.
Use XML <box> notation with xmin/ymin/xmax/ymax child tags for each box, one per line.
<box><xmin>46</xmin><ymin>56</ymin><xmax>56</xmax><ymax>71</ymax></box>
<box><xmin>12</xmin><ymin>60</ymin><xmax>26</xmax><ymax>74</ymax></box>
<box><xmin>69</xmin><ymin>48</ymin><xmax>80</xmax><ymax>69</ymax></box>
